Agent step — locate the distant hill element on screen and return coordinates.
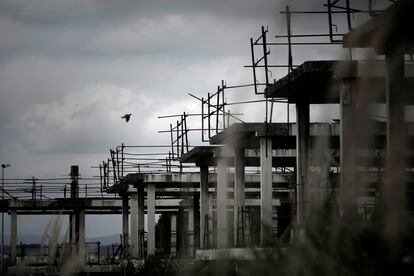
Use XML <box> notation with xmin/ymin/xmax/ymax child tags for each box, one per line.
<box><xmin>3</xmin><ymin>234</ymin><xmax>121</xmax><ymax>245</ymax></box>
<box><xmin>85</xmin><ymin>234</ymin><xmax>121</xmax><ymax>245</ymax></box>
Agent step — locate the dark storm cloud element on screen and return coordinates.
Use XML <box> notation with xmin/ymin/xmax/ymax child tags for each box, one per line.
<box><xmin>0</xmin><ymin>0</ymin><xmax>280</xmax><ymax>27</ymax></box>
<box><xmin>0</xmin><ymin>0</ymin><xmax>283</xmax><ymax>61</ymax></box>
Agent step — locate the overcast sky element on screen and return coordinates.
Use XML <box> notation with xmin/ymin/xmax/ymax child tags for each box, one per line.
<box><xmin>0</xmin><ymin>0</ymin><xmax>281</xmax><ymax>179</ymax></box>
<box><xmin>0</xmin><ymin>0</ymin><xmax>392</xmax><ymax>237</ymax></box>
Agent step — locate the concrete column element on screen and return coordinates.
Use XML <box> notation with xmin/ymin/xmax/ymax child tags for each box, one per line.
<box><xmin>131</xmin><ymin>186</ymin><xmax>145</xmax><ymax>258</ymax></box>
<box><xmin>176</xmin><ymin>207</ymin><xmax>184</xmax><ymax>256</ymax></box>
<box><xmin>193</xmin><ymin>195</ymin><xmax>200</xmax><ymax>250</ymax></box>
<box><xmin>130</xmin><ymin>192</ymin><xmax>139</xmax><ymax>258</ymax></box>
<box><xmin>164</xmin><ymin>215</ymin><xmax>172</xmax><ymax>255</ymax></box>
<box><xmin>319</xmin><ymin>125</ymin><xmax>331</xmax><ymax>209</ymax></box>
<box><xmin>69</xmin><ymin>165</ymin><xmax>79</xmax><ymax>254</ymax></box>
<box><xmin>70</xmin><ymin>166</ymin><xmax>79</xmax><ymax>199</ymax></box>
<box><xmin>260</xmin><ymin>137</ymin><xmax>273</xmax><ymax>247</ymax></box>
<box><xmin>188</xmin><ymin>207</ymin><xmax>194</xmax><ymax>255</ymax></box>
<box><xmin>78</xmin><ymin>209</ymin><xmax>85</xmax><ymax>263</ymax></box>
<box><xmin>233</xmin><ymin>148</ymin><xmax>245</xmax><ymax>247</ymax></box>
<box><xmin>147</xmin><ymin>183</ymin><xmax>156</xmax><ymax>255</ymax></box>
<box><xmin>10</xmin><ymin>211</ymin><xmax>17</xmax><ymax>263</ymax></box>
<box><xmin>70</xmin><ymin>213</ymin><xmax>77</xmax><ymax>253</ymax></box>
<box><xmin>199</xmin><ymin>165</ymin><xmax>209</xmax><ymax>248</ymax></box>
<box><xmin>208</xmin><ymin>193</ymin><xmax>214</xmax><ymax>248</ymax></box>
<box><xmin>171</xmin><ymin>214</ymin><xmax>177</xmax><ymax>255</ymax></box>
<box><xmin>137</xmin><ymin>185</ymin><xmax>145</xmax><ymax>258</ymax></box>
<box><xmin>340</xmin><ymin>79</ymin><xmax>358</xmax><ymax>218</ymax></box>
<box><xmin>122</xmin><ymin>194</ymin><xmax>129</xmax><ymax>257</ymax></box>
<box><xmin>296</xmin><ymin>102</ymin><xmax>310</xmax><ymax>224</ymax></box>
<box><xmin>216</xmin><ymin>156</ymin><xmax>229</xmax><ymax>248</ymax></box>
<box><xmin>383</xmin><ymin>51</ymin><xmax>407</xmax><ymax>238</ymax></box>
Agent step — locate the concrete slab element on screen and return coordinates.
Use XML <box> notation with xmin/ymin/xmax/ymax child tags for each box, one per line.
<box><xmin>343</xmin><ymin>0</ymin><xmax>414</xmax><ymax>54</ymax></box>
<box><xmin>264</xmin><ymin>60</ymin><xmax>414</xmax><ymax>103</ymax></box>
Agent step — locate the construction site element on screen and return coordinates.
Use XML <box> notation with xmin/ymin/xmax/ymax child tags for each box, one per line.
<box><xmin>1</xmin><ymin>0</ymin><xmax>414</xmax><ymax>275</ymax></box>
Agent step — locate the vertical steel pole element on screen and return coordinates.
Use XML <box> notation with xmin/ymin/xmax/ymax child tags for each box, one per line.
<box><xmin>201</xmin><ymin>97</ymin><xmax>205</xmax><ymax>142</ymax></box>
<box><xmin>250</xmin><ymin>38</ymin><xmax>258</xmax><ymax>94</ymax></box>
<box><xmin>216</xmin><ymin>86</ymin><xmax>220</xmax><ymax>134</ymax></box>
<box><xmin>222</xmin><ymin>80</ymin><xmax>225</xmax><ymax>129</ymax></box>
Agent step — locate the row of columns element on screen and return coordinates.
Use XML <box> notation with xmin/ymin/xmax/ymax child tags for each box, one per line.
<box><xmin>7</xmin><ymin>166</ymin><xmax>87</xmax><ymax>265</ymax></box>
<box><xmin>123</xmin><ymin>139</ymin><xmax>275</xmax><ymax>256</ymax></box>
<box><xmin>295</xmin><ymin>51</ymin><xmax>406</xmax><ymax>223</ymax></box>
<box><xmin>142</xmin><ymin>59</ymin><xmax>405</xmax><ymax>249</ymax></box>
<box><xmin>122</xmin><ymin>138</ymin><xmax>274</xmax><ymax>255</ymax></box>
<box><xmin>296</xmin><ymin>96</ymin><xmax>357</xmax><ymax>223</ymax></box>
<box><xmin>125</xmin><ymin>183</ymin><xmax>200</xmax><ymax>258</ymax></box>
<box><xmin>7</xmin><ymin>208</ymin><xmax>86</xmax><ymax>265</ymax></box>
<box><xmin>199</xmin><ymin>138</ymin><xmax>273</xmax><ymax>249</ymax></box>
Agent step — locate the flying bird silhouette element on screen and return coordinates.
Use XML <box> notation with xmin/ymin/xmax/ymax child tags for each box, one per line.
<box><xmin>121</xmin><ymin>113</ymin><xmax>132</xmax><ymax>122</ymax></box>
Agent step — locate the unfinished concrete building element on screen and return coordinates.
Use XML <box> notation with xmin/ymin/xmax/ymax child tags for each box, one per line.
<box><xmin>1</xmin><ymin>0</ymin><xmax>414</xmax><ymax>275</ymax></box>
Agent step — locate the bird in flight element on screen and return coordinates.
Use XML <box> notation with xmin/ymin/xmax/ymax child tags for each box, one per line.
<box><xmin>121</xmin><ymin>113</ymin><xmax>132</xmax><ymax>122</ymax></box>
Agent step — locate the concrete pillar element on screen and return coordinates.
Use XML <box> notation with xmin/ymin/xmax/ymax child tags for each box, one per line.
<box><xmin>121</xmin><ymin>194</ymin><xmax>129</xmax><ymax>257</ymax></box>
<box><xmin>69</xmin><ymin>165</ymin><xmax>79</xmax><ymax>254</ymax></box>
<box><xmin>171</xmin><ymin>214</ymin><xmax>177</xmax><ymax>256</ymax></box>
<box><xmin>199</xmin><ymin>165</ymin><xmax>209</xmax><ymax>248</ymax></box>
<box><xmin>188</xmin><ymin>207</ymin><xmax>194</xmax><ymax>255</ymax></box>
<box><xmin>260</xmin><ymin>137</ymin><xmax>273</xmax><ymax>247</ymax></box>
<box><xmin>208</xmin><ymin>193</ymin><xmax>214</xmax><ymax>248</ymax></box>
<box><xmin>157</xmin><ymin>214</ymin><xmax>171</xmax><ymax>256</ymax></box>
<box><xmin>10</xmin><ymin>211</ymin><xmax>17</xmax><ymax>263</ymax></box>
<box><xmin>70</xmin><ymin>213</ymin><xmax>77</xmax><ymax>253</ymax></box>
<box><xmin>78</xmin><ymin>209</ymin><xmax>85</xmax><ymax>263</ymax></box>
<box><xmin>383</xmin><ymin>51</ymin><xmax>407</xmax><ymax>238</ymax></box>
<box><xmin>318</xmin><ymin>125</ymin><xmax>331</xmax><ymax>209</ymax></box>
<box><xmin>147</xmin><ymin>183</ymin><xmax>156</xmax><ymax>255</ymax></box>
<box><xmin>138</xmin><ymin>186</ymin><xmax>145</xmax><ymax>258</ymax></box>
<box><xmin>233</xmin><ymin>148</ymin><xmax>245</xmax><ymax>247</ymax></box>
<box><xmin>70</xmin><ymin>165</ymin><xmax>79</xmax><ymax>199</ymax></box>
<box><xmin>216</xmin><ymin>156</ymin><xmax>229</xmax><ymax>248</ymax></box>
<box><xmin>176</xmin><ymin>207</ymin><xmax>184</xmax><ymax>256</ymax></box>
<box><xmin>130</xmin><ymin>192</ymin><xmax>138</xmax><ymax>258</ymax></box>
<box><xmin>296</xmin><ymin>102</ymin><xmax>310</xmax><ymax>224</ymax></box>
<box><xmin>130</xmin><ymin>186</ymin><xmax>145</xmax><ymax>258</ymax></box>
<box><xmin>340</xmin><ymin>79</ymin><xmax>358</xmax><ymax>218</ymax></box>
<box><xmin>193</xmin><ymin>195</ymin><xmax>200</xmax><ymax>250</ymax></box>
